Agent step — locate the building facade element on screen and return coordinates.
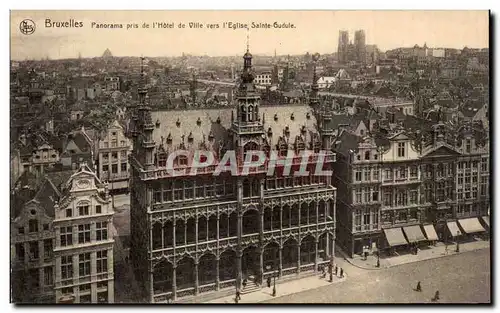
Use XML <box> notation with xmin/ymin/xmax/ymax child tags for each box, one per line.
<box><xmin>129</xmin><ymin>53</ymin><xmax>337</xmax><ymax>302</ymax></box>
<box><xmin>11</xmin><ymin>180</ymin><xmax>59</xmax><ymax>303</ymax></box>
<box><xmin>255</xmin><ymin>71</ymin><xmax>272</xmax><ymax>86</ymax></box>
<box><xmin>334</xmin><ymin>116</ymin><xmax>490</xmax><ymax>257</ymax></box>
<box><xmin>96</xmin><ymin>119</ymin><xmax>131</xmax><ymax>193</ymax></box>
<box><xmin>53</xmin><ymin>164</ymin><xmax>114</xmax><ymax>303</ymax></box>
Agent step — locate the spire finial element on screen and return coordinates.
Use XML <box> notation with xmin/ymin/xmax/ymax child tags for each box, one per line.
<box><xmin>140</xmin><ymin>55</ymin><xmax>145</xmax><ymax>75</ymax></box>
<box><xmin>246</xmin><ymin>30</ymin><xmax>250</xmax><ymax>53</ymax></box>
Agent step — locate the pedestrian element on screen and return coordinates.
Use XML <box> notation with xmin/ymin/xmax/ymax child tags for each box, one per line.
<box><xmin>434</xmin><ymin>290</ymin><xmax>440</xmax><ymax>301</ymax></box>
<box><xmin>416</xmin><ymin>281</ymin><xmax>421</xmax><ymax>292</ymax></box>
<box><xmin>234</xmin><ymin>296</ymin><xmax>239</xmax><ymax>304</ymax></box>
<box><xmin>242</xmin><ymin>279</ymin><xmax>247</xmax><ymax>288</ymax></box>
<box><xmin>340</xmin><ymin>268</ymin><xmax>344</xmax><ymax>278</ymax></box>
<box><xmin>334</xmin><ymin>266</ymin><xmax>338</xmax><ymax>276</ymax></box>
<box><xmin>236</xmin><ymin>290</ymin><xmax>241</xmax><ymax>301</ymax></box>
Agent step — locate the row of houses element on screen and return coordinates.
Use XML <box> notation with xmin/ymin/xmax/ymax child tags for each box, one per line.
<box><xmin>331</xmin><ymin>110</ymin><xmax>489</xmax><ymax>257</ymax></box>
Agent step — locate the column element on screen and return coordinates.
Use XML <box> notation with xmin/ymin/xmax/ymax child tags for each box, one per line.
<box><xmin>194</xmin><ymin>260</ymin><xmax>199</xmax><ymax>295</ymax></box>
<box><xmin>173</xmin><ymin>217</ymin><xmax>176</xmax><ymax>249</ymax></box>
<box><xmin>172</xmin><ymin>266</ymin><xmax>177</xmax><ymax>301</ymax></box>
<box><xmin>215</xmin><ymin>256</ymin><xmax>220</xmax><ymax>291</ymax></box>
<box><xmin>108</xmin><ymin>279</ymin><xmax>115</xmax><ymax>303</ymax></box>
<box><xmin>260</xmin><ymin>211</ymin><xmax>265</xmax><ymax>234</ymax></box>
<box><xmin>278</xmin><ymin>247</ymin><xmax>283</xmax><ymax>278</ymax></box>
<box><xmin>149</xmin><ymin>271</ymin><xmax>154</xmax><ymax>303</ymax></box>
<box><xmin>331</xmin><ymin>232</ymin><xmax>336</xmax><ymax>264</ymax></box>
<box><xmin>297</xmin><ymin>245</ymin><xmax>301</xmax><ymax>274</ymax></box>
<box><xmin>195</xmin><ymin>218</ymin><xmax>198</xmax><ymax>246</ymax></box>
<box><xmin>314</xmin><ymin>239</ymin><xmax>319</xmax><ymax>272</ymax></box>
<box><xmin>216</xmin><ymin>215</ymin><xmax>220</xmax><ymax>241</ymax></box>
<box><xmin>161</xmin><ymin>222</ymin><xmax>164</xmax><ymax>249</ymax></box>
<box><xmin>236</xmin><ymin>250</ymin><xmax>242</xmax><ymax>291</ymax></box>
<box><xmin>259</xmin><ymin>247</ymin><xmax>264</xmax><ymax>284</ymax></box>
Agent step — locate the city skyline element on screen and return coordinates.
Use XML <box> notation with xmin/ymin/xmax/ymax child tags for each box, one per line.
<box><xmin>11</xmin><ymin>10</ymin><xmax>489</xmax><ymax>60</ymax></box>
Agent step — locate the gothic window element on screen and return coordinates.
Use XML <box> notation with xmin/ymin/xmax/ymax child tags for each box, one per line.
<box><xmin>241</xmin><ymin>105</ymin><xmax>247</xmax><ymax>122</ymax></box>
<box><xmin>248</xmin><ymin>105</ymin><xmax>254</xmax><ymax>122</ymax></box>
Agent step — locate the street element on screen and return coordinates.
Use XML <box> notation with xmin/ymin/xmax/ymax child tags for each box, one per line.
<box><xmin>265</xmin><ymin>249</ymin><xmax>490</xmax><ymax>303</ymax></box>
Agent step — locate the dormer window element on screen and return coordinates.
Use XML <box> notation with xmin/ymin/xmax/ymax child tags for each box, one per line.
<box><xmin>284</xmin><ymin>126</ymin><xmax>290</xmax><ymax>137</ymax></box>
<box><xmin>301</xmin><ymin>125</ymin><xmax>306</xmax><ymax>134</ymax></box>
<box><xmin>176</xmin><ymin>119</ymin><xmax>181</xmax><ymax>127</ymax></box>
<box><xmin>291</xmin><ymin>113</ymin><xmax>295</xmax><ymax>121</ymax></box>
<box><xmin>178</xmin><ymin>155</ymin><xmax>188</xmax><ymax>166</ymax></box>
<box><xmin>216</xmin><ymin>116</ymin><xmax>221</xmax><ymax>124</ymax></box>
<box><xmin>365</xmin><ymin>151</ymin><xmax>370</xmax><ymax>160</ymax></box>
<box><xmin>274</xmin><ymin>114</ymin><xmax>278</xmax><ymax>121</ymax></box>
<box><xmin>306</xmin><ymin>112</ymin><xmax>311</xmax><ymax>119</ymax></box>
<box><xmin>268</xmin><ymin>127</ymin><xmax>273</xmax><ymax>137</ymax></box>
<box><xmin>279</xmin><ymin>143</ymin><xmax>288</xmax><ymax>157</ymax></box>
<box><xmin>166</xmin><ymin>133</ymin><xmax>172</xmax><ymax>144</ymax></box>
<box><xmin>196</xmin><ymin>117</ymin><xmax>202</xmax><ymax>126</ymax></box>
<box><xmin>155</xmin><ymin>119</ymin><xmax>161</xmax><ymax>128</ymax></box>
<box><xmin>187</xmin><ymin>132</ymin><xmax>194</xmax><ymax>143</ymax></box>
<box><xmin>208</xmin><ymin>131</ymin><xmax>214</xmax><ymax>141</ymax></box>
<box><xmin>158</xmin><ymin>153</ymin><xmax>167</xmax><ymax>167</ymax></box>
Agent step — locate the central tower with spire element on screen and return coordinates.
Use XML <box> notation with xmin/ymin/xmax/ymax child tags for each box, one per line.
<box><xmin>231</xmin><ymin>36</ymin><xmax>264</xmax><ymax>139</ymax></box>
<box><xmin>230</xmin><ymin>37</ymin><xmax>266</xmax><ymax>291</ymax></box>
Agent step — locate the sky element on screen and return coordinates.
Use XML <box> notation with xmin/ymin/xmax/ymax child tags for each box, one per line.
<box><xmin>10</xmin><ymin>10</ymin><xmax>489</xmax><ymax>60</ymax></box>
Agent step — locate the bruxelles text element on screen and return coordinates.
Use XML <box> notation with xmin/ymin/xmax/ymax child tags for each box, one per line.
<box><xmin>162</xmin><ymin>149</ymin><xmax>333</xmax><ymax>177</ymax></box>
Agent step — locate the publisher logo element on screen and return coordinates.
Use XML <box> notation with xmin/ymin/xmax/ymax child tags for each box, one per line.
<box><xmin>19</xmin><ymin>19</ymin><xmax>36</xmax><ymax>35</ymax></box>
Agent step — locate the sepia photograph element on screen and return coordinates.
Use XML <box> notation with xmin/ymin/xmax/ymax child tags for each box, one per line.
<box><xmin>9</xmin><ymin>10</ymin><xmax>491</xmax><ymax>304</ymax></box>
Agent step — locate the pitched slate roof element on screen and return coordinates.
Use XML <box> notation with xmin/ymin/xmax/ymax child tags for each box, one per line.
<box><xmin>149</xmin><ymin>103</ymin><xmax>320</xmax><ymax>156</ymax></box>
<box><xmin>261</xmin><ymin>105</ymin><xmax>318</xmax><ymax>148</ymax></box>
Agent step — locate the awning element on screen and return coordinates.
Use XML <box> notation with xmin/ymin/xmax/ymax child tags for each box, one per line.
<box><xmin>423</xmin><ymin>224</ymin><xmax>439</xmax><ymax>241</ymax></box>
<box><xmin>458</xmin><ymin>217</ymin><xmax>485</xmax><ymax>234</ymax></box>
<box><xmin>482</xmin><ymin>216</ymin><xmax>490</xmax><ymax>228</ymax></box>
<box><xmin>383</xmin><ymin>228</ymin><xmax>408</xmax><ymax>247</ymax></box>
<box><xmin>447</xmin><ymin>221</ymin><xmax>462</xmax><ymax>237</ymax></box>
<box><xmin>403</xmin><ymin>225</ymin><xmax>427</xmax><ymax>243</ymax></box>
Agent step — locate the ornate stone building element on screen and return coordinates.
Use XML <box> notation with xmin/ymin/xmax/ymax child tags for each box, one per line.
<box><xmin>53</xmin><ymin>163</ymin><xmax>115</xmax><ymax>303</ymax></box>
<box><xmin>129</xmin><ymin>52</ymin><xmax>337</xmax><ymax>302</ymax></box>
